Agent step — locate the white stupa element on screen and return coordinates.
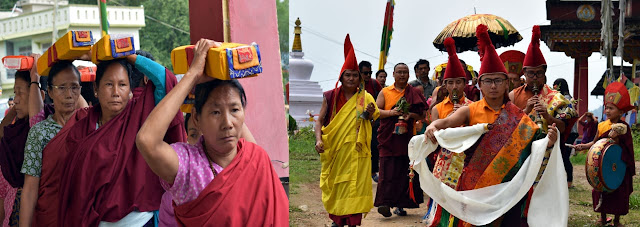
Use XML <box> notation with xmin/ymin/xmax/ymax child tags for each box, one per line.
<box><xmin>288</xmin><ymin>18</ymin><xmax>322</xmax><ymax>128</ymax></box>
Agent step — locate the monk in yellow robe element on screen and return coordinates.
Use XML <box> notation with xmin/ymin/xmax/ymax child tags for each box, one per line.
<box><xmin>315</xmin><ymin>34</ymin><xmax>379</xmax><ymax>227</ymax></box>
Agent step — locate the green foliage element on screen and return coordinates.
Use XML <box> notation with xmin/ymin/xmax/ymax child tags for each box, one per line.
<box><xmin>570</xmin><ymin>152</ymin><xmax>587</xmax><ymax>165</ymax></box>
<box><xmin>287</xmin><ymin>113</ymin><xmax>297</xmax><ymax>135</ymax></box>
<box><xmin>0</xmin><ymin>1</ymin><xmax>15</xmax><ymax>11</ymax></box>
<box><xmin>394</xmin><ymin>97</ymin><xmax>410</xmax><ymax>114</ymax></box>
<box><xmin>631</xmin><ymin>194</ymin><xmax>640</xmax><ymax>210</ymax></box>
<box><xmin>289</xmin><ymin>126</ymin><xmax>320</xmax><ymax>186</ymax></box>
<box><xmin>138</xmin><ymin>0</ymin><xmax>190</xmax><ymax>70</ymax></box>
<box><xmin>276</xmin><ymin>0</ymin><xmax>289</xmax><ymax>67</ymax></box>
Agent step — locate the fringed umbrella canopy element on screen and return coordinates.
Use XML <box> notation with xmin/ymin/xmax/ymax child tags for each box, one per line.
<box><xmin>433</xmin><ymin>14</ymin><xmax>523</xmax><ymax>53</ymax></box>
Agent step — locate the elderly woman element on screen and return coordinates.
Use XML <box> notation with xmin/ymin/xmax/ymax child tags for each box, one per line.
<box><xmin>136</xmin><ymin>39</ymin><xmax>288</xmax><ymax>226</ymax></box>
<box><xmin>19</xmin><ymin>59</ymin><xmax>88</xmax><ymax>226</ymax></box>
<box><xmin>1</xmin><ymin>54</ymin><xmax>85</xmax><ymax>226</ymax></box>
<box><xmin>0</xmin><ymin>70</ymin><xmax>32</xmax><ymax>227</ymax></box>
<box><xmin>34</xmin><ymin>50</ymin><xmax>192</xmax><ymax>226</ymax></box>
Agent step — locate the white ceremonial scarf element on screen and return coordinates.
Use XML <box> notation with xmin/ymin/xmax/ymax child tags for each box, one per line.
<box><xmin>408</xmin><ymin>124</ymin><xmax>568</xmax><ymax>226</ymax></box>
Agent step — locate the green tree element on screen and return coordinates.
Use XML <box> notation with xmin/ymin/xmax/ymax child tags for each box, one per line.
<box><xmin>276</xmin><ymin>0</ymin><xmax>289</xmax><ymax>102</ymax></box>
<box><xmin>0</xmin><ymin>1</ymin><xmax>15</xmax><ymax>11</ymax></box>
<box><xmin>137</xmin><ymin>0</ymin><xmax>190</xmax><ymax>69</ymax></box>
<box><xmin>276</xmin><ymin>0</ymin><xmax>289</xmax><ymax>67</ymax></box>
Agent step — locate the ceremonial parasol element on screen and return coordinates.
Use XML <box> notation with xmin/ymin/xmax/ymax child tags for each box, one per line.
<box><xmin>433</xmin><ymin>14</ymin><xmax>522</xmax><ymax>53</ymax></box>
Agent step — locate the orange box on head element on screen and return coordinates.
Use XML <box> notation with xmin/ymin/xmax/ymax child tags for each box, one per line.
<box><xmin>2</xmin><ymin>56</ymin><xmax>34</xmax><ymax>71</ymax></box>
<box><xmin>37</xmin><ymin>31</ymin><xmax>94</xmax><ymax>76</ymax></box>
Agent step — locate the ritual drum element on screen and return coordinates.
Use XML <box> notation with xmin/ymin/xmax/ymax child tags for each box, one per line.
<box><xmin>586</xmin><ymin>138</ymin><xmax>627</xmax><ymax>192</ymax></box>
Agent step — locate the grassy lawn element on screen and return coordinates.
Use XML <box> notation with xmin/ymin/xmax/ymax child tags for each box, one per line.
<box><xmin>289</xmin><ymin>126</ymin><xmax>322</xmax><ymax>226</ymax></box>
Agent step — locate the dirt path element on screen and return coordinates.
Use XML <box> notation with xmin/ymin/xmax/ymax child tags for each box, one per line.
<box><xmin>291</xmin><ymin>180</ymin><xmax>429</xmax><ymax>227</ymax></box>
<box><xmin>290</xmin><ymin>162</ymin><xmax>640</xmax><ymax>227</ymax></box>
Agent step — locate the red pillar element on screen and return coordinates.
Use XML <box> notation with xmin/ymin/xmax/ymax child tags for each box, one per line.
<box><xmin>187</xmin><ymin>0</ymin><xmax>289</xmax><ymax>178</ymax></box>
<box><xmin>573</xmin><ymin>56</ymin><xmax>589</xmax><ymax>137</ymax></box>
<box><xmin>188</xmin><ymin>0</ymin><xmax>224</xmax><ymax>43</ymax></box>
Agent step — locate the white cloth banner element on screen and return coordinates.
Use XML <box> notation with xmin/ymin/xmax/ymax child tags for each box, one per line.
<box><xmin>408</xmin><ymin>124</ymin><xmax>568</xmax><ymax>226</ymax></box>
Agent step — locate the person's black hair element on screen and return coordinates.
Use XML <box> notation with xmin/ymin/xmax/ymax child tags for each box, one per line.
<box><xmin>131</xmin><ymin>50</ymin><xmax>156</xmax><ymax>89</ymax></box>
<box><xmin>47</xmin><ymin>60</ymin><xmax>81</xmax><ymax>88</ymax></box>
<box><xmin>135</xmin><ymin>50</ymin><xmax>155</xmax><ymax>61</ymax></box>
<box><xmin>14</xmin><ymin>71</ymin><xmax>31</xmax><ymax>86</ymax></box>
<box><xmin>96</xmin><ymin>59</ymin><xmax>133</xmax><ymax>87</ymax></box>
<box><xmin>80</xmin><ymin>81</ymin><xmax>98</xmax><ymax>105</ymax></box>
<box><xmin>553</xmin><ymin>78</ymin><xmax>570</xmax><ymax>96</ymax></box>
<box><xmin>414</xmin><ymin>59</ymin><xmax>430</xmax><ymax>71</ymax></box>
<box><xmin>8</xmin><ymin>97</ymin><xmax>13</xmax><ymax>101</ymax></box>
<box><xmin>375</xmin><ymin>69</ymin><xmax>387</xmax><ymax>77</ymax></box>
<box><xmin>194</xmin><ymin>80</ymin><xmax>247</xmax><ymax>114</ymax></box>
<box><xmin>358</xmin><ymin>61</ymin><xmax>372</xmax><ymax>72</ymax></box>
<box><xmin>184</xmin><ymin>113</ymin><xmax>192</xmax><ymax>132</ymax></box>
<box><xmin>394</xmin><ymin>62</ymin><xmax>408</xmax><ymax>72</ymax></box>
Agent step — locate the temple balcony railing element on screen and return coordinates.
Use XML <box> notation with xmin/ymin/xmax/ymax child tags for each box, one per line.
<box><xmin>0</xmin><ymin>4</ymin><xmax>145</xmax><ymax>41</ymax></box>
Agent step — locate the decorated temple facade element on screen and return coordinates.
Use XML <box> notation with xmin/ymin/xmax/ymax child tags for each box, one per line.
<box><xmin>540</xmin><ymin>0</ymin><xmax>640</xmax><ymax>129</ymax></box>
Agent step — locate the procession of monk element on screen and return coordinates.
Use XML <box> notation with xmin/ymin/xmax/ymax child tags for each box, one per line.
<box><xmin>315</xmin><ymin>24</ymin><xmax>635</xmax><ymax>227</ymax></box>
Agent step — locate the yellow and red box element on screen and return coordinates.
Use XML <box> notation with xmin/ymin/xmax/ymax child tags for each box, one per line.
<box><xmin>91</xmin><ymin>34</ymin><xmax>136</xmax><ymax>63</ymax></box>
<box><xmin>171</xmin><ymin>42</ymin><xmax>262</xmax><ymax>80</ymax></box>
<box><xmin>37</xmin><ymin>31</ymin><xmax>94</xmax><ymax>76</ymax></box>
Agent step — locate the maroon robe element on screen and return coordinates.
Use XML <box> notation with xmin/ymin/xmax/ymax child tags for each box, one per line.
<box><xmin>0</xmin><ymin>105</ymin><xmax>54</xmax><ymax>188</ymax></box>
<box><xmin>592</xmin><ymin>121</ymin><xmax>635</xmax><ymax>215</ymax></box>
<box><xmin>375</xmin><ymin>84</ymin><xmax>426</xmax><ymax>208</ymax></box>
<box><xmin>365</xmin><ymin>79</ymin><xmax>382</xmax><ymax>98</ymax></box>
<box><xmin>0</xmin><ymin>117</ymin><xmax>29</xmax><ymax>189</ymax></box>
<box><xmin>173</xmin><ymin>139</ymin><xmax>289</xmax><ymax>226</ymax></box>
<box><xmin>36</xmin><ymin>69</ymin><xmax>185</xmax><ymax>226</ymax></box>
<box><xmin>322</xmin><ymin>88</ymin><xmax>347</xmax><ymax>127</ymax></box>
<box><xmin>35</xmin><ymin>106</ymin><xmax>91</xmax><ymax>226</ymax></box>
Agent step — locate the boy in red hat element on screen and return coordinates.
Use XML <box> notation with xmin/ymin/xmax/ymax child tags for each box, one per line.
<box><xmin>424</xmin><ymin>24</ymin><xmax>561</xmax><ymax>226</ymax></box>
<box><xmin>574</xmin><ymin>82</ymin><xmax>635</xmax><ymax>227</ymax></box>
<box><xmin>499</xmin><ymin>50</ymin><xmax>525</xmax><ymax>91</ymax></box>
<box><xmin>431</xmin><ymin>38</ymin><xmax>473</xmax><ymax>122</ymax></box>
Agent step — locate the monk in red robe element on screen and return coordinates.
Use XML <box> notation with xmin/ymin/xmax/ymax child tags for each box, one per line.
<box><xmin>374</xmin><ymin>62</ymin><xmax>427</xmax><ymax>217</ymax></box>
<box><xmin>574</xmin><ymin>82</ymin><xmax>635</xmax><ymax>227</ymax></box>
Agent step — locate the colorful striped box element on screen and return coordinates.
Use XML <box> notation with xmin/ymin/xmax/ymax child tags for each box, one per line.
<box><xmin>171</xmin><ymin>42</ymin><xmax>262</xmax><ymax>80</ymax></box>
<box><xmin>91</xmin><ymin>34</ymin><xmax>136</xmax><ymax>63</ymax></box>
<box><xmin>37</xmin><ymin>31</ymin><xmax>94</xmax><ymax>76</ymax></box>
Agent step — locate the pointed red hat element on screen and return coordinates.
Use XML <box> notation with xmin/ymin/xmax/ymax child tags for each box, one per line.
<box><xmin>523</xmin><ymin>25</ymin><xmax>546</xmax><ymax>68</ymax></box>
<box><xmin>605</xmin><ymin>82</ymin><xmax>635</xmax><ymax>112</ymax></box>
<box><xmin>443</xmin><ymin>37</ymin><xmax>467</xmax><ymax>81</ymax></box>
<box><xmin>340</xmin><ymin>34</ymin><xmax>359</xmax><ymax>78</ymax></box>
<box><xmin>500</xmin><ymin>50</ymin><xmax>525</xmax><ymax>75</ymax></box>
<box><xmin>476</xmin><ymin>24</ymin><xmax>507</xmax><ymax>79</ymax></box>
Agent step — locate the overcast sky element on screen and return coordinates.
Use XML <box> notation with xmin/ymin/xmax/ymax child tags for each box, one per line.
<box><xmin>289</xmin><ymin>0</ymin><xmax>629</xmax><ymax>112</ymax></box>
